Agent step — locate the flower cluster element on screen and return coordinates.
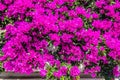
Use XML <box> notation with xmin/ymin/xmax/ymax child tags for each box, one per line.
<box><xmin>0</xmin><ymin>0</ymin><xmax>120</xmax><ymax>79</ymax></box>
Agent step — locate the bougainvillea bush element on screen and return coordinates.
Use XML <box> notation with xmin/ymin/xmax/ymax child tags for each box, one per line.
<box><xmin>0</xmin><ymin>0</ymin><xmax>120</xmax><ymax>80</ymax></box>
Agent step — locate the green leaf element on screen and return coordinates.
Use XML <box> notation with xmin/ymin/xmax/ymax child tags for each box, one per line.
<box><xmin>60</xmin><ymin>76</ymin><xmax>65</xmax><ymax>80</ymax></box>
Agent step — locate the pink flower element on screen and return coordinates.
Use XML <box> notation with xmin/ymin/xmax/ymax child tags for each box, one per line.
<box><xmin>60</xmin><ymin>66</ymin><xmax>68</xmax><ymax>76</ymax></box>
<box><xmin>3</xmin><ymin>0</ymin><xmax>13</xmax><ymax>5</ymax></box>
<box><xmin>40</xmin><ymin>69</ymin><xmax>47</xmax><ymax>77</ymax></box>
<box><xmin>91</xmin><ymin>73</ymin><xmax>96</xmax><ymax>78</ymax></box>
<box><xmin>0</xmin><ymin>3</ymin><xmax>6</xmax><ymax>11</ymax></box>
<box><xmin>113</xmin><ymin>66</ymin><xmax>120</xmax><ymax>77</ymax></box>
<box><xmin>95</xmin><ymin>0</ymin><xmax>106</xmax><ymax>8</ymax></box>
<box><xmin>49</xmin><ymin>33</ymin><xmax>60</xmax><ymax>46</ymax></box>
<box><xmin>61</xmin><ymin>33</ymin><xmax>73</xmax><ymax>43</ymax></box>
<box><xmin>53</xmin><ymin>71</ymin><xmax>63</xmax><ymax>78</ymax></box>
<box><xmin>100</xmin><ymin>46</ymin><xmax>105</xmax><ymax>51</ymax></box>
<box><xmin>70</xmin><ymin>66</ymin><xmax>80</xmax><ymax>77</ymax></box>
<box><xmin>92</xmin><ymin>13</ymin><xmax>99</xmax><ymax>19</ymax></box>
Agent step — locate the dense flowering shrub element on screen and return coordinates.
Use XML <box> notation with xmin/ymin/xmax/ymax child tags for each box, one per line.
<box><xmin>0</xmin><ymin>0</ymin><xmax>120</xmax><ymax>80</ymax></box>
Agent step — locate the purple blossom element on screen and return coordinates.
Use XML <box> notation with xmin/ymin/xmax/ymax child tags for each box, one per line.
<box><xmin>59</xmin><ymin>66</ymin><xmax>68</xmax><ymax>76</ymax></box>
<box><xmin>61</xmin><ymin>33</ymin><xmax>73</xmax><ymax>43</ymax></box>
<box><xmin>1</xmin><ymin>0</ymin><xmax>120</xmax><ymax>79</ymax></box>
<box><xmin>113</xmin><ymin>66</ymin><xmax>120</xmax><ymax>77</ymax></box>
<box><xmin>70</xmin><ymin>66</ymin><xmax>80</xmax><ymax>77</ymax></box>
<box><xmin>0</xmin><ymin>3</ymin><xmax>6</xmax><ymax>11</ymax></box>
<box><xmin>40</xmin><ymin>69</ymin><xmax>47</xmax><ymax>77</ymax></box>
<box><xmin>53</xmin><ymin>71</ymin><xmax>63</xmax><ymax>78</ymax></box>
